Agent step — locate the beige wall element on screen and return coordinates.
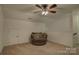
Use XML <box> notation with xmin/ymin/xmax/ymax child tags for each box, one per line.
<box><xmin>0</xmin><ymin>5</ymin><xmax>4</xmax><ymax>52</ymax></box>
<box><xmin>3</xmin><ymin>8</ymin><xmax>46</xmax><ymax>46</ymax></box>
<box><xmin>46</xmin><ymin>13</ymin><xmax>73</xmax><ymax>47</ymax></box>
<box><xmin>4</xmin><ymin>18</ymin><xmax>46</xmax><ymax>46</ymax></box>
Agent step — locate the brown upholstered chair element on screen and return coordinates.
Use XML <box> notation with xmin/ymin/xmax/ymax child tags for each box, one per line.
<box><xmin>30</xmin><ymin>32</ymin><xmax>47</xmax><ymax>46</ymax></box>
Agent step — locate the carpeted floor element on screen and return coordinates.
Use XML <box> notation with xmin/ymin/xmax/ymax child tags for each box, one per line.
<box><xmin>1</xmin><ymin>41</ymin><xmax>77</xmax><ymax>55</ymax></box>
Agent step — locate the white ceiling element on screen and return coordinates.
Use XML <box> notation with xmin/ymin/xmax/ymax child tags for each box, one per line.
<box><xmin>2</xmin><ymin>4</ymin><xmax>79</xmax><ymax>22</ymax></box>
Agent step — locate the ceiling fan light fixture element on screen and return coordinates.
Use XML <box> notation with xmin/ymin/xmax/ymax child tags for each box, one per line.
<box><xmin>42</xmin><ymin>11</ymin><xmax>48</xmax><ymax>15</ymax></box>
<box><xmin>45</xmin><ymin>11</ymin><xmax>48</xmax><ymax>15</ymax></box>
<box><xmin>42</xmin><ymin>11</ymin><xmax>45</xmax><ymax>15</ymax></box>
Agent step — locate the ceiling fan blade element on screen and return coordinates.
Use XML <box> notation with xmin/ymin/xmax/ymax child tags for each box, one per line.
<box><xmin>50</xmin><ymin>11</ymin><xmax>56</xmax><ymax>13</ymax></box>
<box><xmin>35</xmin><ymin>4</ymin><xmax>42</xmax><ymax>9</ymax></box>
<box><xmin>41</xmin><ymin>4</ymin><xmax>48</xmax><ymax>9</ymax></box>
<box><xmin>49</xmin><ymin>4</ymin><xmax>57</xmax><ymax>9</ymax></box>
<box><xmin>32</xmin><ymin>9</ymin><xmax>41</xmax><ymax>13</ymax></box>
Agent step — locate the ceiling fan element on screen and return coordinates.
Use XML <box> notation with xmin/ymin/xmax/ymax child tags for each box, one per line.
<box><xmin>34</xmin><ymin>4</ymin><xmax>57</xmax><ymax>15</ymax></box>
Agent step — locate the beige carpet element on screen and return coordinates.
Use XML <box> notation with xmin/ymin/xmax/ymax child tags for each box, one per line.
<box><xmin>2</xmin><ymin>41</ymin><xmax>77</xmax><ymax>55</ymax></box>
